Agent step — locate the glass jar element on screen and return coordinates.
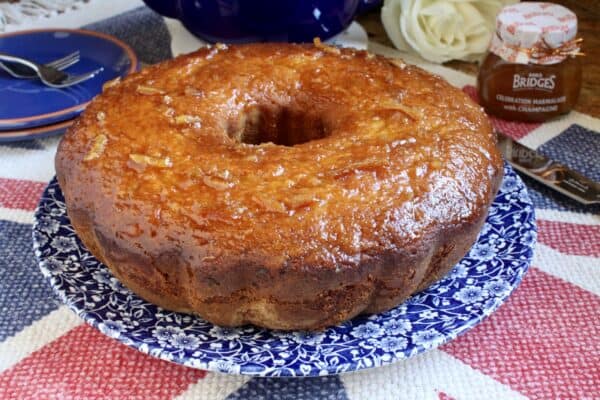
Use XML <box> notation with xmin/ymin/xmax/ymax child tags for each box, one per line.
<box><xmin>477</xmin><ymin>2</ymin><xmax>583</xmax><ymax>123</ymax></box>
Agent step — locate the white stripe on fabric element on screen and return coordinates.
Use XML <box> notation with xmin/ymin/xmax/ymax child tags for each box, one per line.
<box><xmin>0</xmin><ymin>144</ymin><xmax>57</xmax><ymax>182</ymax></box>
<box><xmin>0</xmin><ymin>306</ymin><xmax>82</xmax><ymax>373</ymax></box>
<box><xmin>341</xmin><ymin>349</ymin><xmax>527</xmax><ymax>400</ymax></box>
<box><xmin>536</xmin><ymin>209</ymin><xmax>600</xmax><ymax>226</ymax></box>
<box><xmin>174</xmin><ymin>373</ymin><xmax>251</xmax><ymax>400</ymax></box>
<box><xmin>37</xmin><ymin>135</ymin><xmax>62</xmax><ymax>149</ymax></box>
<box><xmin>0</xmin><ymin>207</ymin><xmax>35</xmax><ymax>224</ymax></box>
<box><xmin>534</xmin><ymin>243</ymin><xmax>600</xmax><ymax>296</ymax></box>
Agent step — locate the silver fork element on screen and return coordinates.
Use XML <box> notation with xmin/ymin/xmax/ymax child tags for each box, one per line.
<box><xmin>0</xmin><ymin>53</ymin><xmax>103</xmax><ymax>88</ymax></box>
<box><xmin>0</xmin><ymin>51</ymin><xmax>80</xmax><ymax>79</ymax></box>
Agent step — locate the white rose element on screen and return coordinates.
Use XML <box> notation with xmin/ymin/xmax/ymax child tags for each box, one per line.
<box><xmin>381</xmin><ymin>0</ymin><xmax>517</xmax><ymax>63</ymax></box>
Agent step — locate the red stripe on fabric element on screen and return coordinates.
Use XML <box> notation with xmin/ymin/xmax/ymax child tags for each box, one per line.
<box><xmin>438</xmin><ymin>391</ymin><xmax>456</xmax><ymax>400</ymax></box>
<box><xmin>0</xmin><ymin>324</ymin><xmax>206</xmax><ymax>400</ymax></box>
<box><xmin>462</xmin><ymin>85</ymin><xmax>541</xmax><ymax>140</ymax></box>
<box><xmin>0</xmin><ymin>177</ymin><xmax>46</xmax><ymax>211</ymax></box>
<box><xmin>442</xmin><ymin>267</ymin><xmax>600</xmax><ymax>400</ymax></box>
<box><xmin>538</xmin><ymin>219</ymin><xmax>600</xmax><ymax>257</ymax></box>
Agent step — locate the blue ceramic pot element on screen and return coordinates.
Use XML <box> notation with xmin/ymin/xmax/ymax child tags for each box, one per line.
<box><xmin>143</xmin><ymin>0</ymin><xmax>382</xmax><ymax>43</ymax></box>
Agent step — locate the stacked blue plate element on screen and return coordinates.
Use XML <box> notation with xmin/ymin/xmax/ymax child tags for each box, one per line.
<box><xmin>0</xmin><ymin>29</ymin><xmax>137</xmax><ymax>142</ymax></box>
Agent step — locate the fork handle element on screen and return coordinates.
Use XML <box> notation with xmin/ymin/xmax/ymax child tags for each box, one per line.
<box><xmin>0</xmin><ymin>54</ymin><xmax>40</xmax><ymax>79</ymax></box>
<box><xmin>0</xmin><ymin>53</ymin><xmax>38</xmax><ymax>71</ymax></box>
<box><xmin>0</xmin><ymin>53</ymin><xmax>29</xmax><ymax>63</ymax></box>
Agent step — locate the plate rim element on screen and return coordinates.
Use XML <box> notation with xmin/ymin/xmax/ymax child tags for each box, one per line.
<box><xmin>33</xmin><ymin>164</ymin><xmax>537</xmax><ymax>377</ymax></box>
<box><xmin>0</xmin><ymin>28</ymin><xmax>138</xmax><ymax>129</ymax></box>
<box><xmin>0</xmin><ymin>119</ymin><xmax>74</xmax><ymax>143</ymax></box>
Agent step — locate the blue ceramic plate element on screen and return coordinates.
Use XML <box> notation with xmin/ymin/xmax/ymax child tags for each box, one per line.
<box><xmin>33</xmin><ymin>164</ymin><xmax>536</xmax><ymax>377</ymax></box>
<box><xmin>0</xmin><ymin>29</ymin><xmax>137</xmax><ymax>131</ymax></box>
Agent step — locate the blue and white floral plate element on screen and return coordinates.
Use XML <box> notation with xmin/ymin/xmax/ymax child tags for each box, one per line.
<box><xmin>33</xmin><ymin>164</ymin><xmax>536</xmax><ymax>377</ymax></box>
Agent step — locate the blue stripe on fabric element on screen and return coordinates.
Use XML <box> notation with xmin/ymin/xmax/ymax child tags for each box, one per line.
<box><xmin>517</xmin><ymin>124</ymin><xmax>600</xmax><ymax>214</ymax></box>
<box><xmin>0</xmin><ymin>139</ymin><xmax>44</xmax><ymax>150</ymax></box>
<box><xmin>226</xmin><ymin>376</ymin><xmax>349</xmax><ymax>400</ymax></box>
<box><xmin>84</xmin><ymin>7</ymin><xmax>173</xmax><ymax>65</ymax></box>
<box><xmin>0</xmin><ymin>220</ymin><xmax>61</xmax><ymax>342</ymax></box>
<box><xmin>538</xmin><ymin>124</ymin><xmax>600</xmax><ymax>181</ymax></box>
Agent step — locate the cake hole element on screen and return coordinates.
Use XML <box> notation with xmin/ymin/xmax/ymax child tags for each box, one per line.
<box><xmin>227</xmin><ymin>104</ymin><xmax>330</xmax><ymax>146</ymax></box>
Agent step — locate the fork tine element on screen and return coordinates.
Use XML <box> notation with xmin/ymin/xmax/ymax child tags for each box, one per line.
<box><xmin>46</xmin><ymin>52</ymin><xmax>78</xmax><ymax>68</ymax></box>
<box><xmin>0</xmin><ymin>52</ymin><xmax>80</xmax><ymax>79</ymax></box>
<box><xmin>52</xmin><ymin>54</ymin><xmax>80</xmax><ymax>71</ymax></box>
<box><xmin>46</xmin><ymin>51</ymin><xmax>80</xmax><ymax>70</ymax></box>
<box><xmin>47</xmin><ymin>67</ymin><xmax>104</xmax><ymax>88</ymax></box>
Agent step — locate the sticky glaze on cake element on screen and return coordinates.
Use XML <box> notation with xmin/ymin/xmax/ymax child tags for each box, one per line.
<box><xmin>55</xmin><ymin>42</ymin><xmax>503</xmax><ymax>330</ymax></box>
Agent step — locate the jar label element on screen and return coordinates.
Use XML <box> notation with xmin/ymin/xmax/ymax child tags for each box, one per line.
<box><xmin>495</xmin><ymin>93</ymin><xmax>566</xmax><ymax>114</ymax></box>
<box><xmin>512</xmin><ymin>72</ymin><xmax>556</xmax><ymax>92</ymax></box>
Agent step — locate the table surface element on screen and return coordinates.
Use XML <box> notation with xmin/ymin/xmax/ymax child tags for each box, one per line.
<box><xmin>0</xmin><ymin>2</ymin><xmax>599</xmax><ymax>400</ymax></box>
<box><xmin>358</xmin><ymin>0</ymin><xmax>600</xmax><ymax>118</ymax></box>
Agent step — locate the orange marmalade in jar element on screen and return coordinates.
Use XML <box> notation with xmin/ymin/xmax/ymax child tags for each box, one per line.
<box><xmin>477</xmin><ymin>2</ymin><xmax>583</xmax><ymax>122</ymax></box>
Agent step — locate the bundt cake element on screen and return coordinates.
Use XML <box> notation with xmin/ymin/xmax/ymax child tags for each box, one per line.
<box><xmin>55</xmin><ymin>42</ymin><xmax>503</xmax><ymax>330</ymax></box>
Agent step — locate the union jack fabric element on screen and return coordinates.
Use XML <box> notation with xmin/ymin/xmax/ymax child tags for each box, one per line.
<box><xmin>1</xmin><ymin>6</ymin><xmax>599</xmax><ymax>400</ymax></box>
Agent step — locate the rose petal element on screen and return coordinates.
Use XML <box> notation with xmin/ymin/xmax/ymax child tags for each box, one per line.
<box><xmin>381</xmin><ymin>0</ymin><xmax>518</xmax><ymax>63</ymax></box>
<box><xmin>381</xmin><ymin>0</ymin><xmax>412</xmax><ymax>52</ymax></box>
<box><xmin>402</xmin><ymin>0</ymin><xmax>450</xmax><ymax>63</ymax></box>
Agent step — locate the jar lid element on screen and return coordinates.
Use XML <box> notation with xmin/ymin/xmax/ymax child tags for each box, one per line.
<box><xmin>490</xmin><ymin>2</ymin><xmax>579</xmax><ymax>65</ymax></box>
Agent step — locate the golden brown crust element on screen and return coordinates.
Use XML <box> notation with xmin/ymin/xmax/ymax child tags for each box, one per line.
<box><xmin>55</xmin><ymin>43</ymin><xmax>503</xmax><ymax>330</ymax></box>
